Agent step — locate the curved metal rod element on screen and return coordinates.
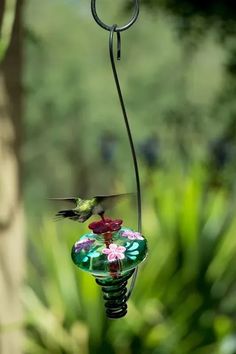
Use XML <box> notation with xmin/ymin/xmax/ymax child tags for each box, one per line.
<box><xmin>109</xmin><ymin>25</ymin><xmax>142</xmax><ymax>299</ymax></box>
<box><xmin>91</xmin><ymin>0</ymin><xmax>139</xmax><ymax>32</ymax></box>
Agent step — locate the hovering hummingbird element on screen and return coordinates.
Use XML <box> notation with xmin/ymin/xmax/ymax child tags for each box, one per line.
<box><xmin>50</xmin><ymin>194</ymin><xmax>131</xmax><ymax>223</ymax></box>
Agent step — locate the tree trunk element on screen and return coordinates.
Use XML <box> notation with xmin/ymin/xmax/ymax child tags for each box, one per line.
<box><xmin>0</xmin><ymin>1</ymin><xmax>25</xmax><ymax>354</ymax></box>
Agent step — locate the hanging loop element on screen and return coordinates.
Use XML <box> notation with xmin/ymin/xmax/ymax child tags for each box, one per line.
<box><xmin>91</xmin><ymin>0</ymin><xmax>139</xmax><ymax>32</ymax></box>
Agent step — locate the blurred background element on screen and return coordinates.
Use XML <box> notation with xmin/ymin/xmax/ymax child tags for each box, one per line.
<box><xmin>1</xmin><ymin>0</ymin><xmax>236</xmax><ymax>353</ymax></box>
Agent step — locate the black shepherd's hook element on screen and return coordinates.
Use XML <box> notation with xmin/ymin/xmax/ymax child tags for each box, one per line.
<box><xmin>108</xmin><ymin>24</ymin><xmax>142</xmax><ymax>234</ymax></box>
<box><xmin>91</xmin><ymin>1</ymin><xmax>141</xmax><ymax>301</ymax></box>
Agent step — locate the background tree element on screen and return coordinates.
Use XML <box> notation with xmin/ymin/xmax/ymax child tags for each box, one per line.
<box><xmin>142</xmin><ymin>0</ymin><xmax>236</xmax><ymax>76</ymax></box>
<box><xmin>0</xmin><ymin>1</ymin><xmax>24</xmax><ymax>353</ymax></box>
<box><xmin>142</xmin><ymin>0</ymin><xmax>236</xmax><ymax>31</ymax></box>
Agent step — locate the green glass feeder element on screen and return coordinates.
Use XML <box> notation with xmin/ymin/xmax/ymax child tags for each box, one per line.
<box><xmin>71</xmin><ymin>218</ymin><xmax>147</xmax><ymax>318</ymax></box>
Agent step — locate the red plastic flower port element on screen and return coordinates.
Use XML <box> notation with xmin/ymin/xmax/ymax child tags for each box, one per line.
<box><xmin>89</xmin><ymin>218</ymin><xmax>123</xmax><ymax>234</ymax></box>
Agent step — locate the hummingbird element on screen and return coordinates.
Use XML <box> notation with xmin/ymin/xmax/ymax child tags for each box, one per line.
<box><xmin>50</xmin><ymin>194</ymin><xmax>131</xmax><ymax>223</ymax></box>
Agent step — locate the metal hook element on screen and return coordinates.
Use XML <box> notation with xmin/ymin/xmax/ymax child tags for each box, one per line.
<box><xmin>91</xmin><ymin>0</ymin><xmax>139</xmax><ymax>32</ymax></box>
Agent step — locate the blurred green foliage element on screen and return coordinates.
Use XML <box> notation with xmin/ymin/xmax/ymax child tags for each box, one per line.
<box><xmin>23</xmin><ymin>0</ymin><xmax>235</xmax><ymax>205</ymax></box>
<box><xmin>24</xmin><ymin>168</ymin><xmax>236</xmax><ymax>354</ymax></box>
<box><xmin>22</xmin><ymin>0</ymin><xmax>236</xmax><ymax>353</ymax></box>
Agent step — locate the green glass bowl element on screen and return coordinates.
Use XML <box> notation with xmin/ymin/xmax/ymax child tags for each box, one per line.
<box><xmin>71</xmin><ymin>227</ymin><xmax>148</xmax><ymax>277</ymax></box>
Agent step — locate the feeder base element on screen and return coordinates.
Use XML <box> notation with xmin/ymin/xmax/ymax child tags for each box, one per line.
<box><xmin>95</xmin><ymin>269</ymin><xmax>135</xmax><ymax>319</ymax></box>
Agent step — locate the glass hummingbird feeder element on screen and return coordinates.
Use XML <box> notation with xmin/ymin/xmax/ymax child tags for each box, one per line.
<box><xmin>71</xmin><ymin>218</ymin><xmax>147</xmax><ymax>318</ymax></box>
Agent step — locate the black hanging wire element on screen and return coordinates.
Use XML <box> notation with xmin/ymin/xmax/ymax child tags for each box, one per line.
<box><xmin>91</xmin><ymin>0</ymin><xmax>141</xmax><ymax>300</ymax></box>
<box><xmin>109</xmin><ymin>25</ymin><xmax>141</xmax><ymax>299</ymax></box>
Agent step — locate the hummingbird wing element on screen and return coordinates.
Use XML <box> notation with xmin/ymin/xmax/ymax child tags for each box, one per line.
<box><xmin>94</xmin><ymin>193</ymin><xmax>133</xmax><ymax>211</ymax></box>
<box><xmin>55</xmin><ymin>209</ymin><xmax>92</xmax><ymax>222</ymax></box>
<box><xmin>49</xmin><ymin>197</ymin><xmax>78</xmax><ymax>206</ymax></box>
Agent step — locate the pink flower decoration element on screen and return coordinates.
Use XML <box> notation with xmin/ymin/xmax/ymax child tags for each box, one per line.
<box><xmin>74</xmin><ymin>238</ymin><xmax>95</xmax><ymax>252</ymax></box>
<box><xmin>102</xmin><ymin>243</ymin><xmax>126</xmax><ymax>262</ymax></box>
<box><xmin>89</xmin><ymin>218</ymin><xmax>123</xmax><ymax>234</ymax></box>
<box><xmin>121</xmin><ymin>230</ymin><xmax>144</xmax><ymax>240</ymax></box>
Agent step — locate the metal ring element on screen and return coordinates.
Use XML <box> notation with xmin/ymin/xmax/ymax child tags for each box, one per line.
<box><xmin>91</xmin><ymin>0</ymin><xmax>139</xmax><ymax>32</ymax></box>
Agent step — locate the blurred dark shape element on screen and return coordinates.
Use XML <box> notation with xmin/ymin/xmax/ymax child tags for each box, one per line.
<box><xmin>210</xmin><ymin>138</ymin><xmax>231</xmax><ymax>170</ymax></box>
<box><xmin>210</xmin><ymin>118</ymin><xmax>236</xmax><ymax>170</ymax></box>
<box><xmin>24</xmin><ymin>27</ymin><xmax>42</xmax><ymax>46</ymax></box>
<box><xmin>227</xmin><ymin>48</ymin><xmax>236</xmax><ymax>77</ymax></box>
<box><xmin>139</xmin><ymin>134</ymin><xmax>160</xmax><ymax>169</ymax></box>
<box><xmin>100</xmin><ymin>131</ymin><xmax>118</xmax><ymax>164</ymax></box>
<box><xmin>208</xmin><ymin>118</ymin><xmax>236</xmax><ymax>189</ymax></box>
